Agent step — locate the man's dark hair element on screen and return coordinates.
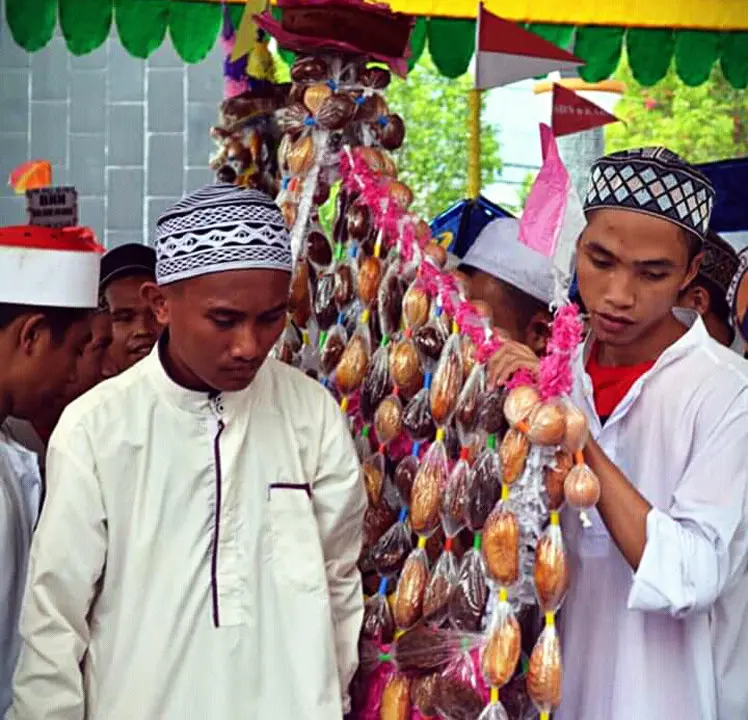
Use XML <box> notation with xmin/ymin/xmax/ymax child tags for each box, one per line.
<box><xmin>690</xmin><ymin>275</ymin><xmax>732</xmax><ymax>327</ymax></box>
<box><xmin>0</xmin><ymin>303</ymin><xmax>91</xmax><ymax>344</ymax></box>
<box><xmin>683</xmin><ymin>229</ymin><xmax>702</xmax><ymax>265</ymax></box>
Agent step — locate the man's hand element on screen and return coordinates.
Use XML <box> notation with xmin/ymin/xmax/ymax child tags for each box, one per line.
<box><xmin>487</xmin><ymin>340</ymin><xmax>540</xmax><ymax>388</ymax></box>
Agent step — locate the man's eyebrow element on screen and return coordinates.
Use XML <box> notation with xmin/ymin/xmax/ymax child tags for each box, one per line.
<box><xmin>258</xmin><ymin>302</ymin><xmax>289</xmax><ymax>317</ymax></box>
<box><xmin>634</xmin><ymin>258</ymin><xmax>676</xmax><ymax>270</ymax></box>
<box><xmin>585</xmin><ymin>241</ymin><xmax>616</xmax><ymax>258</ymax></box>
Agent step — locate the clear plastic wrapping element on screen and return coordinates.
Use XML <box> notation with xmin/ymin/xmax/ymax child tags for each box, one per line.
<box><xmin>465</xmin><ymin>440</ymin><xmax>502</xmax><ymax>533</ymax></box>
<box><xmin>394</xmin><ymin>546</ymin><xmax>430</xmax><ymax>630</ymax></box>
<box><xmin>371</xmin><ymin>509</ymin><xmax>412</xmax><ymax>577</ymax></box>
<box><xmin>403</xmin><ymin>385</ymin><xmax>436</xmax><ymax>442</ymax></box>
<box><xmin>389</xmin><ymin>337</ymin><xmax>423</xmax><ymax>398</ymax></box>
<box><xmin>544</xmin><ymin>449</ymin><xmax>572</xmax><ymax>511</ymax></box>
<box><xmin>402</xmin><ymin>280</ymin><xmax>431</xmax><ymax>330</ymax></box>
<box><xmin>449</xmin><ymin>547</ymin><xmax>488</xmax><ymax>632</ymax></box>
<box><xmin>319</xmin><ymin>319</ymin><xmax>348</xmax><ymax>377</ymax></box>
<box><xmin>393</xmin><ymin>447</ymin><xmax>419</xmax><ymax>507</ymax></box>
<box><xmin>360</xmin><ymin>342</ymin><xmax>393</xmax><ymax>422</ymax></box>
<box><xmin>430</xmin><ymin>333</ymin><xmax>464</xmax><ymax>427</ymax></box>
<box><xmin>533</xmin><ymin>519</ymin><xmax>569</xmax><ymax>614</ymax></box>
<box><xmin>379</xmin><ymin>672</ymin><xmax>411</xmax><ymax>720</ymax></box>
<box><xmin>526</xmin><ymin>401</ymin><xmax>567</xmax><ymax>446</ymax></box>
<box><xmin>482</xmin><ymin>502</ymin><xmax>520</xmax><ymax>587</ymax></box>
<box><xmin>378</xmin><ymin>262</ymin><xmax>404</xmax><ymax>339</ymax></box>
<box><xmin>440</xmin><ymin>454</ymin><xmax>471</xmax><ymax>539</ymax></box>
<box><xmin>564</xmin><ymin>462</ymin><xmax>601</xmax><ymax>510</ymax></box>
<box><xmin>499</xmin><ymin>429</ymin><xmax>530</xmax><ymax>486</ymax></box>
<box><xmin>375</xmin><ymin>393</ymin><xmax>404</xmax><ymax>445</ymax></box>
<box><xmin>527</xmin><ymin>622</ymin><xmax>562</xmax><ymax>715</ymax></box>
<box><xmin>335</xmin><ymin>312</ymin><xmax>371</xmax><ymax>395</ymax></box>
<box><xmin>502</xmin><ymin>386</ymin><xmax>540</xmax><ymax>429</ymax></box>
<box><xmin>480</xmin><ymin>599</ymin><xmax>521</xmax><ymax>688</ymax></box>
<box><xmin>410</xmin><ymin>435</ymin><xmax>448</xmax><ymax>537</ymax></box>
<box><xmin>435</xmin><ymin>646</ymin><xmax>487</xmax><ymax>720</ymax></box>
<box><xmin>363</xmin><ymin>450</ymin><xmax>386</xmax><ymax>507</ymax></box>
<box><xmin>455</xmin><ymin>365</ymin><xmax>486</xmax><ymax>447</ymax></box>
<box><xmin>362</xmin><ymin>581</ymin><xmax>395</xmax><ymax>644</ymax></box>
<box><xmin>423</xmin><ymin>542</ymin><xmax>459</xmax><ymax>622</ymax></box>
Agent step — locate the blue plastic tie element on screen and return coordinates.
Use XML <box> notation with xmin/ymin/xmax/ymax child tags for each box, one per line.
<box><xmin>377</xmin><ymin>576</ymin><xmax>388</xmax><ymax>595</ymax></box>
<box><xmin>303</xmin><ymin>116</ymin><xmax>317</xmax><ymax>127</ymax></box>
<box><xmin>412</xmin><ymin>441</ymin><xmax>421</xmax><ymax>457</ymax></box>
<box><xmin>424</xmin><ymin>372</ymin><xmax>433</xmax><ymax>390</ymax></box>
<box><xmin>397</xmin><ymin>507</ymin><xmax>408</xmax><ymax>523</ymax></box>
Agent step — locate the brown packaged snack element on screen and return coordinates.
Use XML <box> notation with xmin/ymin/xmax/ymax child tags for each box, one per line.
<box><xmin>434</xmin><ymin>675</ymin><xmax>484</xmax><ymax>720</ymax></box>
<box><xmin>423</xmin><ymin>547</ymin><xmax>458</xmax><ymax>621</ymax></box>
<box><xmin>378</xmin><ymin>267</ymin><xmax>404</xmax><ymax>338</ymax></box>
<box><xmin>334</xmin><ymin>263</ymin><xmax>355</xmax><ymax>308</ymax></box>
<box><xmin>402</xmin><ymin>283</ymin><xmax>431</xmax><ymax>330</ymax></box>
<box><xmin>394</xmin><ymin>548</ymin><xmax>429</xmax><ymax>630</ymax></box>
<box><xmin>288</xmin><ymin>261</ymin><xmax>311</xmax><ymax>328</ymax></box>
<box><xmin>358</xmin><ymin>93</ymin><xmax>389</xmax><ymax>123</ymax></box>
<box><xmin>380</xmin><ymin>673</ymin><xmax>411</xmax><ymax>720</ymax></box>
<box><xmin>527</xmin><ymin>402</ymin><xmax>567</xmax><ymax>446</ymax></box>
<box><xmin>360</xmin><ymin>345</ymin><xmax>393</xmax><ymax>422</ymax></box>
<box><xmin>358</xmin><ymin>256</ymin><xmax>383</xmax><ymax>306</ymax></box>
<box><xmin>403</xmin><ymin>389</ymin><xmax>435</xmax><ymax>441</ymax></box>
<box><xmin>362</xmin><ymin>452</ymin><xmax>385</xmax><ymax>506</ymax></box>
<box><xmin>477</xmin><ymin>388</ymin><xmax>508</xmax><ymax>436</ymax></box>
<box><xmin>392</xmin><ymin>623</ymin><xmax>461</xmax><ymax>674</ymax></box>
<box><xmin>423</xmin><ymin>241</ymin><xmax>447</xmax><ymax>268</ymax></box>
<box><xmin>430</xmin><ymin>335</ymin><xmax>463</xmax><ymax>426</ymax></box>
<box><xmin>362</xmin><ymin>592</ymin><xmax>395</xmax><ymax>645</ymax></box>
<box><xmin>347</xmin><ymin>202</ymin><xmax>373</xmax><ymax>241</ymax></box>
<box><xmin>503</xmin><ymin>385</ymin><xmax>541</xmax><ymax>428</ymax></box>
<box><xmin>527</xmin><ymin>625</ymin><xmax>562</xmax><ymax>712</ymax></box>
<box><xmin>481</xmin><ymin>607</ymin><xmax>521</xmax><ymax>688</ymax></box>
<box><xmin>287</xmin><ymin>134</ymin><xmax>315</xmax><ymax>176</ymax></box>
<box><xmin>358</xmin><ymin>146</ymin><xmax>386</xmax><ymax>174</ymax></box>
<box><xmin>455</xmin><ymin>365</ymin><xmax>484</xmax><ymax>441</ymax></box>
<box><xmin>313</xmin><ymin>272</ymin><xmax>338</xmax><ymax>330</ymax></box>
<box><xmin>281</xmin><ymin>200</ymin><xmax>297</xmax><ymax>228</ymax></box>
<box><xmin>313</xmin><ymin>176</ymin><xmax>331</xmax><ymax>206</ymax></box>
<box><xmin>276</xmin><ymin>102</ymin><xmax>308</xmax><ymax>135</ymax></box>
<box><xmin>564</xmin><ymin>463</ymin><xmax>601</xmax><ymax>509</ymax></box>
<box><xmin>307</xmin><ymin>229</ymin><xmax>332</xmax><ymax>268</ymax></box>
<box><xmin>362</xmin><ymin>500</ymin><xmax>396</xmax><ymax>556</ymax></box>
<box><xmin>499</xmin><ymin>428</ymin><xmax>530</xmax><ymax>485</ymax></box>
<box><xmin>316</xmin><ymin>92</ymin><xmax>357</xmax><ymax>131</ymax></box>
<box><xmin>563</xmin><ymin>402</ymin><xmax>589</xmax><ymax>453</ymax></box>
<box><xmin>389</xmin><ymin>180</ymin><xmax>414</xmax><ymax>210</ymax></box>
<box><xmin>303</xmin><ymin>82</ymin><xmax>333</xmax><ymax>114</ymax></box>
<box><xmin>320</xmin><ymin>326</ymin><xmax>346</xmax><ymax>376</ymax></box>
<box><xmin>290</xmin><ymin>56</ymin><xmax>328</xmax><ymax>83</ymax></box>
<box><xmin>465</xmin><ymin>446</ymin><xmax>501</xmax><ymax>532</ymax></box>
<box><xmin>534</xmin><ymin>524</ymin><xmax>569</xmax><ymax>613</ymax></box>
<box><xmin>371</xmin><ymin>519</ymin><xmax>412</xmax><ymax>577</ymax></box>
<box><xmin>360</xmin><ymin>66</ymin><xmax>391</xmax><ymax>89</ymax></box>
<box><xmin>410</xmin><ymin>439</ymin><xmax>448</xmax><ymax>536</ymax></box>
<box><xmin>483</xmin><ymin>506</ymin><xmax>520</xmax><ymax>586</ymax></box>
<box><xmin>411</xmin><ymin>674</ymin><xmax>440</xmax><ymax>717</ymax></box>
<box><xmin>389</xmin><ymin>339</ymin><xmax>423</xmax><ymax>392</ymax></box>
<box><xmin>461</xmin><ymin>336</ymin><xmax>477</xmax><ymax>380</ymax></box>
<box><xmin>544</xmin><ymin>449</ymin><xmax>573</xmax><ymax>511</ymax></box>
<box><xmin>375</xmin><ymin>395</ymin><xmax>403</xmax><ymax>445</ymax></box>
<box><xmin>336</xmin><ymin>333</ymin><xmax>369</xmax><ymax>395</ymax></box>
<box><xmin>449</xmin><ymin>549</ymin><xmax>487</xmax><ymax>632</ymax></box>
<box><xmin>379</xmin><ymin>113</ymin><xmax>406</xmax><ymax>151</ymax></box>
<box><xmin>394</xmin><ymin>452</ymin><xmax>419</xmax><ymax>506</ymax></box>
<box><xmin>414</xmin><ymin>322</ymin><xmax>447</xmax><ymax>365</ymax></box>
<box><xmin>440</xmin><ymin>457</ymin><xmax>470</xmax><ymax>538</ymax></box>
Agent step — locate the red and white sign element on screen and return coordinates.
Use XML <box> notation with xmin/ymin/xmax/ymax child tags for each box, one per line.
<box><xmin>551</xmin><ymin>83</ymin><xmax>621</xmax><ymax>137</ymax></box>
<box><xmin>475</xmin><ymin>5</ymin><xmax>583</xmax><ymax>90</ymax></box>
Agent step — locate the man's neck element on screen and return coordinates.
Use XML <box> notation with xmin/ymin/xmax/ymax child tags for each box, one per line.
<box><xmin>596</xmin><ymin>311</ymin><xmax>688</xmax><ymax>367</ymax></box>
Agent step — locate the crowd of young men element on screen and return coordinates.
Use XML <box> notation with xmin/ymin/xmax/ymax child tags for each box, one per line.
<box><xmin>1</xmin><ymin>147</ymin><xmax>746</xmax><ymax>720</ymax></box>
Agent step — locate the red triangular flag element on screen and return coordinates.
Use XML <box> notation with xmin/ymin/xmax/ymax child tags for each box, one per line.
<box><xmin>475</xmin><ymin>5</ymin><xmax>583</xmax><ymax>90</ymax></box>
<box><xmin>551</xmin><ymin>83</ymin><xmax>620</xmax><ymax>137</ymax></box>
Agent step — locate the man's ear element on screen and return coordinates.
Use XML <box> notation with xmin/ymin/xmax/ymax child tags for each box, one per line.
<box><xmin>682</xmin><ymin>284</ymin><xmax>710</xmax><ymax>316</ymax></box>
<box><xmin>18</xmin><ymin>313</ymin><xmax>49</xmax><ymax>356</ymax></box>
<box><xmin>141</xmin><ymin>282</ymin><xmax>169</xmax><ymax>326</ymax></box>
<box><xmin>524</xmin><ymin>309</ymin><xmax>552</xmax><ymax>357</ymax></box>
<box><xmin>681</xmin><ymin>251</ymin><xmax>703</xmax><ymax>291</ymax></box>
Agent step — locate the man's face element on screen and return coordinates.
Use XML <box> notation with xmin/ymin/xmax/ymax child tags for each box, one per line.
<box><xmin>13</xmin><ymin>315</ymin><xmax>93</xmax><ymax>420</ymax></box>
<box><xmin>105</xmin><ymin>274</ymin><xmax>160</xmax><ymax>373</ymax></box>
<box><xmin>153</xmin><ymin>268</ymin><xmax>290</xmax><ymax>393</ymax></box>
<box><xmin>61</xmin><ymin>311</ymin><xmax>113</xmax><ymax>401</ymax></box>
<box><xmin>576</xmin><ymin>209</ymin><xmax>700</xmax><ymax>347</ymax></box>
<box><xmin>466</xmin><ymin>270</ymin><xmax>523</xmax><ymax>341</ymax></box>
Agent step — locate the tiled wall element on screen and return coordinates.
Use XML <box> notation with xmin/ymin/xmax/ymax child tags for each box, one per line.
<box><xmin>0</xmin><ymin>11</ymin><xmax>223</xmax><ymax>248</ymax></box>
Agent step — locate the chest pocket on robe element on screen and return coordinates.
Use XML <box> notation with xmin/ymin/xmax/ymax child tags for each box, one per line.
<box><xmin>268</xmin><ymin>482</ymin><xmax>327</xmax><ymax>593</ymax></box>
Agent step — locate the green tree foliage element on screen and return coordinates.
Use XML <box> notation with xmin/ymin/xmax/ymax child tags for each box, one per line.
<box><xmin>606</xmin><ymin>58</ymin><xmax>748</xmax><ymax>163</ymax></box>
<box><xmin>386</xmin><ymin>53</ymin><xmax>503</xmax><ymax>220</ymax></box>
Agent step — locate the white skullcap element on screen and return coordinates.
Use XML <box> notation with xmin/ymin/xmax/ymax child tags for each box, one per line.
<box><xmin>461</xmin><ymin>217</ymin><xmax>554</xmax><ymax>305</ymax></box>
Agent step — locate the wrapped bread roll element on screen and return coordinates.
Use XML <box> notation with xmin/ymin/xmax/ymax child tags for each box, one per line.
<box><xmin>527</xmin><ymin>624</ymin><xmax>562</xmax><ymax>713</ymax></box>
<box><xmin>336</xmin><ymin>328</ymin><xmax>370</xmax><ymax>395</ymax></box>
<box><xmin>499</xmin><ymin>428</ymin><xmax>530</xmax><ymax>485</ymax></box>
<box><xmin>564</xmin><ymin>463</ymin><xmax>601</xmax><ymax>509</ymax></box>
<box><xmin>533</xmin><ymin>519</ymin><xmax>568</xmax><ymax>613</ymax></box>
<box><xmin>503</xmin><ymin>385</ymin><xmax>540</xmax><ymax>428</ymax></box>
<box><xmin>393</xmin><ymin>547</ymin><xmax>429</xmax><ymax>630</ymax></box>
<box><xmin>481</xmin><ymin>602</ymin><xmax>521</xmax><ymax>688</ymax></box>
<box><xmin>375</xmin><ymin>394</ymin><xmax>403</xmax><ymax>445</ymax></box>
<box><xmin>358</xmin><ymin>256</ymin><xmax>383</xmax><ymax>306</ymax></box>
<box><xmin>563</xmin><ymin>401</ymin><xmax>589</xmax><ymax>452</ymax></box>
<box><xmin>430</xmin><ymin>334</ymin><xmax>464</xmax><ymax>426</ymax></box>
<box><xmin>482</xmin><ymin>504</ymin><xmax>520</xmax><ymax>586</ymax></box>
<box><xmin>389</xmin><ymin>338</ymin><xmax>423</xmax><ymax>393</ymax></box>
<box><xmin>362</xmin><ymin>452</ymin><xmax>385</xmax><ymax>506</ymax></box>
<box><xmin>526</xmin><ymin>401</ymin><xmax>567</xmax><ymax>446</ymax></box>
<box><xmin>544</xmin><ymin>449</ymin><xmax>573</xmax><ymax>511</ymax></box>
<box><xmin>380</xmin><ymin>673</ymin><xmax>411</xmax><ymax>720</ymax></box>
<box><xmin>411</xmin><ymin>435</ymin><xmax>448</xmax><ymax>536</ymax></box>
<box><xmin>402</xmin><ymin>282</ymin><xmax>430</xmax><ymax>329</ymax></box>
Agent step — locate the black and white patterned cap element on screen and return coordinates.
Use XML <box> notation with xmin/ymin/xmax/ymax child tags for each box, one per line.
<box><xmin>155</xmin><ymin>183</ymin><xmax>291</xmax><ymax>286</ymax></box>
<box><xmin>584</xmin><ymin>147</ymin><xmax>716</xmax><ymax>242</ymax></box>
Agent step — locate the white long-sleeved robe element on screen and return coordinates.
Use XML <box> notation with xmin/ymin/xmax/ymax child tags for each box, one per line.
<box><xmin>558</xmin><ymin>312</ymin><xmax>748</xmax><ymax>720</ymax></box>
<box><xmin>0</xmin><ymin>430</ymin><xmax>41</xmax><ymax>716</ymax></box>
<box><xmin>8</xmin><ymin>348</ymin><xmax>367</xmax><ymax>720</ymax></box>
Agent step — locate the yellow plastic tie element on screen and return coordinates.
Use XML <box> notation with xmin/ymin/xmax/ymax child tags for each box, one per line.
<box><xmin>417</xmin><ymin>535</ymin><xmax>427</xmax><ymax>550</ymax></box>
<box><xmin>435</xmin><ymin>427</ymin><xmax>446</xmax><ymax>443</ymax></box>
<box><xmin>490</xmin><ymin>687</ymin><xmax>499</xmax><ymax>705</ymax></box>
<box><xmin>302</xmin><ymin>330</ymin><xmax>310</xmax><ymax>346</ymax></box>
<box><xmin>394</xmin><ymin>629</ymin><xmax>405</xmax><ymax>640</ymax></box>
<box><xmin>340</xmin><ymin>396</ymin><xmax>349</xmax><ymax>413</ymax></box>
<box><xmin>374</xmin><ymin>237</ymin><xmax>382</xmax><ymax>258</ymax></box>
<box><xmin>451</xmin><ymin>319</ymin><xmax>459</xmax><ymax>335</ymax></box>
<box><xmin>360</xmin><ymin>308</ymin><xmax>370</xmax><ymax>324</ymax></box>
<box><xmin>498</xmin><ymin>587</ymin><xmax>509</xmax><ymax>603</ymax></box>
<box><xmin>550</xmin><ymin>510</ymin><xmax>560</xmax><ymax>526</ymax></box>
<box><xmin>540</xmin><ymin>713</ymin><xmax>550</xmax><ymax>720</ymax></box>
<box><xmin>501</xmin><ymin>483</ymin><xmax>510</xmax><ymax>502</ymax></box>
<box><xmin>545</xmin><ymin>611</ymin><xmax>555</xmax><ymax>628</ymax></box>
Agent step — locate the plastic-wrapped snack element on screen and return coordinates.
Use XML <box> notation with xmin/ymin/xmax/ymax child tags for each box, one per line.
<box><xmin>533</xmin><ymin>514</ymin><xmax>569</xmax><ymax>613</ymax></box>
<box><xmin>482</xmin><ymin>502</ymin><xmax>520</xmax><ymax>587</ymax></box>
<box><xmin>393</xmin><ymin>445</ymin><xmax>420</xmax><ymax>507</ymax></box>
<box><xmin>362</xmin><ymin>495</ymin><xmax>397</xmax><ymax>558</ymax></box>
<box><xmin>477</xmin><ymin>388</ymin><xmax>509</xmax><ymax>437</ymax></box>
<box><xmin>358</xmin><ymin>255</ymin><xmax>384</xmax><ymax>307</ymax></box>
<box><xmin>564</xmin><ymin>463</ymin><xmax>601</xmax><ymax>510</ymax></box>
<box><xmin>347</xmin><ymin>200</ymin><xmax>373</xmax><ymax>242</ymax></box>
<box><xmin>465</xmin><ymin>437</ymin><xmax>502</xmax><ymax>533</ymax></box>
<box><xmin>272</xmin><ymin>320</ymin><xmax>301</xmax><ymax>365</ymax></box>
<box><xmin>363</xmin><ymin>451</ymin><xmax>386</xmax><ymax>507</ymax></box>
<box><xmin>392</xmin><ymin>624</ymin><xmax>469</xmax><ymax>675</ymax></box>
<box><xmin>371</xmin><ymin>508</ymin><xmax>412</xmax><ymax>577</ymax></box>
<box><xmin>475</xmin><ymin>702</ymin><xmax>510</xmax><ymax>720</ymax></box>
<box><xmin>430</xmin><ymin>333</ymin><xmax>464</xmax><ymax>427</ymax></box>
<box><xmin>455</xmin><ymin>365</ymin><xmax>485</xmax><ymax>446</ymax></box>
<box><xmin>380</xmin><ymin>672</ymin><xmax>411</xmax><ymax>720</ymax></box>
<box><xmin>502</xmin><ymin>385</ymin><xmax>540</xmax><ymax>430</ymax></box>
<box><xmin>389</xmin><ymin>336</ymin><xmax>423</xmax><ymax>398</ymax></box>
<box><xmin>414</xmin><ymin>315</ymin><xmax>449</xmax><ymax>370</ymax></box>
<box><xmin>313</xmin><ymin>271</ymin><xmax>338</xmax><ymax>330</ymax></box>
<box><xmin>375</xmin><ymin>394</ymin><xmax>403</xmax><ymax>445</ymax></box>
<box><xmin>423</xmin><ymin>539</ymin><xmax>458</xmax><ymax>622</ymax></box>
<box><xmin>378</xmin><ymin>263</ymin><xmax>404</xmax><ymax>339</ymax></box>
<box><xmin>403</xmin><ymin>385</ymin><xmax>436</xmax><ymax>442</ymax></box>
<box><xmin>306</xmin><ymin>225</ymin><xmax>333</xmax><ymax>270</ymax></box>
<box><xmin>449</xmin><ymin>543</ymin><xmax>488</xmax><ymax>632</ymax></box>
<box><xmin>526</xmin><ymin>401</ymin><xmax>567</xmax><ymax>446</ymax></box>
<box><xmin>412</xmin><ymin>673</ymin><xmax>441</xmax><ymax>717</ymax></box>
<box><xmin>563</xmin><ymin>401</ymin><xmax>589</xmax><ymax>453</ymax></box>
<box><xmin>498</xmin><ymin>428</ymin><xmax>530</xmax><ymax>486</ymax></box>
<box><xmin>544</xmin><ymin>449</ymin><xmax>572</xmax><ymax>511</ymax></box>
<box><xmin>335</xmin><ymin>310</ymin><xmax>372</xmax><ymax>396</ymax></box>
<box><xmin>410</xmin><ymin>431</ymin><xmax>448</xmax><ymax>536</ymax></box>
<box><xmin>527</xmin><ymin>621</ymin><xmax>562</xmax><ymax>716</ymax></box>
<box><xmin>394</xmin><ymin>543</ymin><xmax>429</xmax><ymax>630</ymax></box>
<box><xmin>481</xmin><ymin>597</ymin><xmax>521</xmax><ymax>688</ymax></box>
<box><xmin>435</xmin><ymin>647</ymin><xmax>487</xmax><ymax>720</ymax></box>
<box><xmin>362</xmin><ymin>579</ymin><xmax>395</xmax><ymax>644</ymax></box>
<box><xmin>440</xmin><ymin>450</ymin><xmax>470</xmax><ymax>539</ymax></box>
<box><xmin>461</xmin><ymin>335</ymin><xmax>477</xmax><ymax>381</ymax></box>
<box><xmin>360</xmin><ymin>343</ymin><xmax>393</xmax><ymax>422</ymax></box>
<box><xmin>319</xmin><ymin>318</ymin><xmax>348</xmax><ymax>377</ymax></box>
<box><xmin>288</xmin><ymin>260</ymin><xmax>312</xmax><ymax>328</ymax></box>
<box><xmin>356</xmin><ymin>424</ymin><xmax>373</xmax><ymax>462</ymax></box>
<box><xmin>402</xmin><ymin>280</ymin><xmax>431</xmax><ymax>331</ymax></box>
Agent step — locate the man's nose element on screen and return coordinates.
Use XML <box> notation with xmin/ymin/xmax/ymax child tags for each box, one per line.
<box><xmin>231</xmin><ymin>325</ymin><xmax>260</xmax><ymax>361</ymax></box>
<box><xmin>605</xmin><ymin>270</ymin><xmax>636</xmax><ymax>309</ymax></box>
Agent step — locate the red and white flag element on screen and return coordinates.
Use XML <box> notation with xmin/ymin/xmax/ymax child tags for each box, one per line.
<box><xmin>475</xmin><ymin>5</ymin><xmax>583</xmax><ymax>90</ymax></box>
<box><xmin>551</xmin><ymin>83</ymin><xmax>620</xmax><ymax>137</ymax></box>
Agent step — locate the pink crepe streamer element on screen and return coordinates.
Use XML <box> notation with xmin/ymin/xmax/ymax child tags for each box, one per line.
<box><xmin>547</xmin><ymin>302</ymin><xmax>584</xmax><ymax>355</ymax></box>
<box><xmin>537</xmin><ymin>302</ymin><xmax>584</xmax><ymax>400</ymax></box>
<box><xmin>224</xmin><ymin>77</ymin><xmax>248</xmax><ymax>100</ymax></box>
<box><xmin>220</xmin><ymin>33</ymin><xmax>235</xmax><ymax>57</ymax></box>
<box><xmin>358</xmin><ymin>661</ymin><xmax>395</xmax><ymax>720</ymax></box>
<box><xmin>506</xmin><ymin>367</ymin><xmax>536</xmax><ymax>389</ymax></box>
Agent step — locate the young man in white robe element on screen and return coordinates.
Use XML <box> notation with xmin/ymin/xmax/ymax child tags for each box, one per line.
<box><xmin>8</xmin><ymin>184</ymin><xmax>367</xmax><ymax>720</ymax></box>
<box><xmin>489</xmin><ymin>148</ymin><xmax>748</xmax><ymax>720</ymax></box>
<box><xmin>0</xmin><ymin>224</ymin><xmax>102</xmax><ymax>715</ymax></box>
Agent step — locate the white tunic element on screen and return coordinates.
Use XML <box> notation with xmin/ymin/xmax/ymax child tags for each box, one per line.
<box><xmin>8</xmin><ymin>349</ymin><xmax>366</xmax><ymax>720</ymax></box>
<box><xmin>0</xmin><ymin>430</ymin><xmax>41</xmax><ymax>716</ymax></box>
<box><xmin>559</xmin><ymin>312</ymin><xmax>748</xmax><ymax>720</ymax></box>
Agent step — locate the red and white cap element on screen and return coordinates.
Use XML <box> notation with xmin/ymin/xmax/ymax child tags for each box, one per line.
<box><xmin>0</xmin><ymin>225</ymin><xmax>104</xmax><ymax>308</ymax></box>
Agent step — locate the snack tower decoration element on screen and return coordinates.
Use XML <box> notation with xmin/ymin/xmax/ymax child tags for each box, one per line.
<box><xmin>214</xmin><ymin>2</ymin><xmax>601</xmax><ymax>717</ymax></box>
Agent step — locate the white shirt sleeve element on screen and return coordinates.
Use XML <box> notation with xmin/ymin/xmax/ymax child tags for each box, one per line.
<box><xmin>628</xmin><ymin>393</ymin><xmax>748</xmax><ymax>617</ymax></box>
<box><xmin>8</xmin><ymin>426</ymin><xmax>107</xmax><ymax>720</ymax></box>
<box><xmin>312</xmin><ymin>394</ymin><xmax>366</xmax><ymax>714</ymax></box>
<box><xmin>0</xmin><ymin>478</ymin><xmax>20</xmax><ymax>717</ymax></box>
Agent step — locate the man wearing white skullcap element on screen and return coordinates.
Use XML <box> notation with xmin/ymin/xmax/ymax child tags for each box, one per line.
<box><xmin>0</xmin><ymin>224</ymin><xmax>102</xmax><ymax>715</ymax></box>
<box><xmin>459</xmin><ymin>216</ymin><xmax>554</xmax><ymax>355</ymax></box>
<box><xmin>9</xmin><ymin>185</ymin><xmax>366</xmax><ymax>720</ymax></box>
